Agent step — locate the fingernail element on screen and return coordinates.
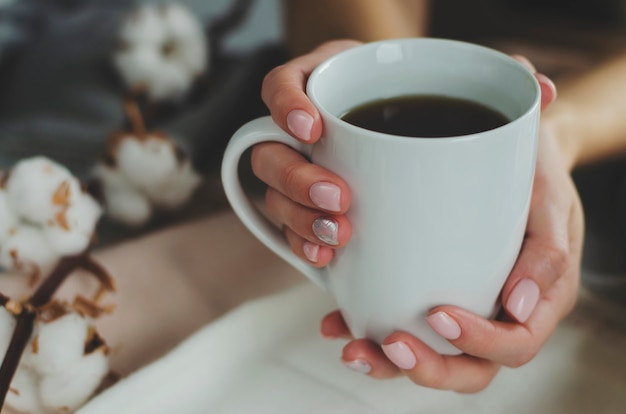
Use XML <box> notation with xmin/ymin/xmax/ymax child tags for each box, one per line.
<box><xmin>309</xmin><ymin>182</ymin><xmax>341</xmax><ymax>212</ymax></box>
<box><xmin>536</xmin><ymin>73</ymin><xmax>558</xmax><ymax>100</ymax></box>
<box><xmin>303</xmin><ymin>241</ymin><xmax>319</xmax><ymax>263</ymax></box>
<box><xmin>342</xmin><ymin>358</ymin><xmax>371</xmax><ymax>374</ymax></box>
<box><xmin>287</xmin><ymin>110</ymin><xmax>314</xmax><ymax>141</ymax></box>
<box><xmin>381</xmin><ymin>342</ymin><xmax>416</xmax><ymax>370</ymax></box>
<box><xmin>506</xmin><ymin>278</ymin><xmax>540</xmax><ymax>323</ymax></box>
<box><xmin>312</xmin><ymin>217</ymin><xmax>338</xmax><ymax>246</ymax></box>
<box><xmin>426</xmin><ymin>312</ymin><xmax>461</xmax><ymax>340</ymax></box>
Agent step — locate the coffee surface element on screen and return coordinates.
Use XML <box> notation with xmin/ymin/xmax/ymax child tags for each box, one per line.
<box><xmin>341</xmin><ymin>95</ymin><xmax>510</xmax><ymax>138</ymax></box>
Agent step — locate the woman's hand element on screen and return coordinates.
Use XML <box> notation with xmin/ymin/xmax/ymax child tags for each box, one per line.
<box><xmin>252</xmin><ymin>40</ymin><xmax>361</xmax><ymax>265</ymax></box>
<box><xmin>322</xmin><ymin>119</ymin><xmax>584</xmax><ymax>392</ymax></box>
<box><xmin>255</xmin><ymin>40</ymin><xmax>584</xmax><ymax>392</ymax></box>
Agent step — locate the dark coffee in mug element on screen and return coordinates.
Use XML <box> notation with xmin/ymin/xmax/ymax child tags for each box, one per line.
<box><xmin>340</xmin><ymin>95</ymin><xmax>509</xmax><ymax>138</ymax></box>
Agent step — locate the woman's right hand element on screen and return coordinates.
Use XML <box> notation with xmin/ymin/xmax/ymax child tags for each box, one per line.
<box><xmin>251</xmin><ymin>40</ymin><xmax>361</xmax><ymax>266</ymax></box>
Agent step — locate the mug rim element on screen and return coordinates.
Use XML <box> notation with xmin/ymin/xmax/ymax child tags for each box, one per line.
<box><xmin>306</xmin><ymin>37</ymin><xmax>541</xmax><ymax>143</ymax></box>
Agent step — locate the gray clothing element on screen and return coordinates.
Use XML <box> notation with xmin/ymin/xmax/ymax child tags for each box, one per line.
<box><xmin>0</xmin><ymin>0</ymin><xmax>283</xmax><ymax>177</ymax></box>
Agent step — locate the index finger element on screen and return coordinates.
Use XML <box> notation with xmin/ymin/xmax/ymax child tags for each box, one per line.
<box><xmin>261</xmin><ymin>40</ymin><xmax>362</xmax><ymax>143</ymax></box>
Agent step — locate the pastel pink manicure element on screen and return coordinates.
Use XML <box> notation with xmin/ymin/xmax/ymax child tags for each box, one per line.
<box><xmin>506</xmin><ymin>278</ymin><xmax>540</xmax><ymax>323</ymax></box>
<box><xmin>309</xmin><ymin>182</ymin><xmax>341</xmax><ymax>212</ymax></box>
<box><xmin>426</xmin><ymin>311</ymin><xmax>461</xmax><ymax>340</ymax></box>
<box><xmin>381</xmin><ymin>341</ymin><xmax>416</xmax><ymax>370</ymax></box>
<box><xmin>287</xmin><ymin>109</ymin><xmax>314</xmax><ymax>141</ymax></box>
<box><xmin>302</xmin><ymin>241</ymin><xmax>319</xmax><ymax>263</ymax></box>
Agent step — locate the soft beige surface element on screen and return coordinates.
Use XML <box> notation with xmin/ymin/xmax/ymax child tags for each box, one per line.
<box><xmin>78</xmin><ymin>278</ymin><xmax>626</xmax><ymax>414</ymax></box>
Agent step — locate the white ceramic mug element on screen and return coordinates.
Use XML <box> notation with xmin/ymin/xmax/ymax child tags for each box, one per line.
<box><xmin>221</xmin><ymin>38</ymin><xmax>540</xmax><ymax>354</ymax></box>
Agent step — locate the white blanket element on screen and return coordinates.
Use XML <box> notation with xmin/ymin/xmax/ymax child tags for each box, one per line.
<box><xmin>78</xmin><ymin>277</ymin><xmax>626</xmax><ymax>414</ymax></box>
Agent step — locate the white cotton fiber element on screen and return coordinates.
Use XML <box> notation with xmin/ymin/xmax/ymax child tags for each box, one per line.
<box><xmin>144</xmin><ymin>161</ymin><xmax>202</xmax><ymax>209</ymax></box>
<box><xmin>44</xmin><ymin>193</ymin><xmax>102</xmax><ymax>257</ymax></box>
<box><xmin>92</xmin><ymin>162</ymin><xmax>132</xmax><ymax>191</ymax></box>
<box><xmin>5</xmin><ymin>157</ymin><xmax>81</xmax><ymax>225</ymax></box>
<box><xmin>94</xmin><ymin>161</ymin><xmax>153</xmax><ymax>227</ymax></box>
<box><xmin>39</xmin><ymin>349</ymin><xmax>109</xmax><ymax>413</ymax></box>
<box><xmin>102</xmin><ymin>186</ymin><xmax>152</xmax><ymax>227</ymax></box>
<box><xmin>118</xmin><ymin>4</ymin><xmax>164</xmax><ymax>46</ymax></box>
<box><xmin>114</xmin><ymin>3</ymin><xmax>208</xmax><ymax>101</ymax></box>
<box><xmin>0</xmin><ymin>225</ymin><xmax>59</xmax><ymax>273</ymax></box>
<box><xmin>162</xmin><ymin>3</ymin><xmax>208</xmax><ymax>75</ymax></box>
<box><xmin>8</xmin><ymin>311</ymin><xmax>110</xmax><ymax>413</ymax></box>
<box><xmin>29</xmin><ymin>312</ymin><xmax>89</xmax><ymax>375</ymax></box>
<box><xmin>115</xmin><ymin>47</ymin><xmax>194</xmax><ymax>101</ymax></box>
<box><xmin>0</xmin><ymin>189</ymin><xmax>19</xmax><ymax>242</ymax></box>
<box><xmin>116</xmin><ymin>136</ymin><xmax>179</xmax><ymax>192</ymax></box>
<box><xmin>5</xmin><ymin>366</ymin><xmax>47</xmax><ymax>414</ymax></box>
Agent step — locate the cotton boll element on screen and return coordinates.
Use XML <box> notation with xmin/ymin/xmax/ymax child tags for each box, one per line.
<box><xmin>39</xmin><ymin>349</ymin><xmax>109</xmax><ymax>413</ymax></box>
<box><xmin>29</xmin><ymin>312</ymin><xmax>89</xmax><ymax>375</ymax></box>
<box><xmin>118</xmin><ymin>4</ymin><xmax>166</xmax><ymax>47</ymax></box>
<box><xmin>116</xmin><ymin>136</ymin><xmax>179</xmax><ymax>192</ymax></box>
<box><xmin>175</xmin><ymin>37</ymin><xmax>208</xmax><ymax>77</ymax></box>
<box><xmin>115</xmin><ymin>46</ymin><xmax>194</xmax><ymax>101</ymax></box>
<box><xmin>44</xmin><ymin>193</ymin><xmax>102</xmax><ymax>256</ymax></box>
<box><xmin>0</xmin><ymin>189</ymin><xmax>19</xmax><ymax>242</ymax></box>
<box><xmin>145</xmin><ymin>161</ymin><xmax>202</xmax><ymax>209</ymax></box>
<box><xmin>5</xmin><ymin>366</ymin><xmax>47</xmax><ymax>414</ymax></box>
<box><xmin>5</xmin><ymin>157</ymin><xmax>81</xmax><ymax>225</ymax></box>
<box><xmin>93</xmin><ymin>162</ymin><xmax>152</xmax><ymax>226</ymax></box>
<box><xmin>92</xmin><ymin>162</ymin><xmax>132</xmax><ymax>191</ymax></box>
<box><xmin>102</xmin><ymin>186</ymin><xmax>152</xmax><ymax>227</ymax></box>
<box><xmin>163</xmin><ymin>3</ymin><xmax>205</xmax><ymax>40</ymax></box>
<box><xmin>162</xmin><ymin>4</ymin><xmax>208</xmax><ymax>75</ymax></box>
<box><xmin>114</xmin><ymin>46</ymin><xmax>159</xmax><ymax>90</ymax></box>
<box><xmin>144</xmin><ymin>59</ymin><xmax>194</xmax><ymax>102</ymax></box>
<box><xmin>0</xmin><ymin>306</ymin><xmax>16</xmax><ymax>359</ymax></box>
<box><xmin>0</xmin><ymin>225</ymin><xmax>59</xmax><ymax>273</ymax></box>
<box><xmin>114</xmin><ymin>3</ymin><xmax>208</xmax><ymax>101</ymax></box>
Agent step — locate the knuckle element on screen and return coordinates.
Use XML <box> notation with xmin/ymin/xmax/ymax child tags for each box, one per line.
<box><xmin>279</xmin><ymin>161</ymin><xmax>302</xmax><ymax>197</ymax></box>
<box><xmin>261</xmin><ymin>64</ymin><xmax>290</xmax><ymax>106</ymax></box>
<box><xmin>250</xmin><ymin>143</ymin><xmax>274</xmax><ymax>177</ymax></box>
<box><xmin>457</xmin><ymin>380</ymin><xmax>490</xmax><ymax>394</ymax></box>
<box><xmin>264</xmin><ymin>189</ymin><xmax>278</xmax><ymax>217</ymax></box>
<box><xmin>408</xmin><ymin>368</ymin><xmax>447</xmax><ymax>390</ymax></box>
<box><xmin>545</xmin><ymin>243</ymin><xmax>569</xmax><ymax>275</ymax></box>
<box><xmin>261</xmin><ymin>65</ymin><xmax>283</xmax><ymax>92</ymax></box>
<box><xmin>506</xmin><ymin>347</ymin><xmax>538</xmax><ymax>368</ymax></box>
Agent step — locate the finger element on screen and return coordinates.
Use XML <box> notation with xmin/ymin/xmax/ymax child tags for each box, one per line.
<box><xmin>499</xmin><ymin>187</ymin><xmax>571</xmax><ymax>323</ymax></box>
<box><xmin>261</xmin><ymin>40</ymin><xmax>362</xmax><ymax>143</ymax></box>
<box><xmin>320</xmin><ymin>310</ymin><xmax>353</xmax><ymax>339</ymax></box>
<box><xmin>266</xmin><ymin>187</ymin><xmax>352</xmax><ymax>248</ymax></box>
<box><xmin>284</xmin><ymin>227</ymin><xmax>335</xmax><ymax>267</ymax></box>
<box><xmin>251</xmin><ymin>142</ymin><xmax>351</xmax><ymax>214</ymax></box>
<box><xmin>510</xmin><ymin>55</ymin><xmax>556</xmax><ymax>110</ymax></box>
<box><xmin>341</xmin><ymin>339</ymin><xmax>401</xmax><ymax>379</ymax></box>
<box><xmin>379</xmin><ymin>332</ymin><xmax>501</xmax><ymax>392</ymax></box>
<box><xmin>536</xmin><ymin>73</ymin><xmax>557</xmax><ymax>110</ymax></box>
<box><xmin>511</xmin><ymin>54</ymin><xmax>537</xmax><ymax>73</ymax></box>
<box><xmin>426</xmin><ymin>265</ymin><xmax>579</xmax><ymax>367</ymax></box>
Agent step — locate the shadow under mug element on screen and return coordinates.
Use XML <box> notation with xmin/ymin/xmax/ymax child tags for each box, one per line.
<box><xmin>222</xmin><ymin>38</ymin><xmax>540</xmax><ymax>354</ymax></box>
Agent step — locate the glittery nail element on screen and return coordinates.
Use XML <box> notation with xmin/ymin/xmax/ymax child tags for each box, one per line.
<box><xmin>312</xmin><ymin>217</ymin><xmax>338</xmax><ymax>245</ymax></box>
<box><xmin>342</xmin><ymin>359</ymin><xmax>371</xmax><ymax>374</ymax></box>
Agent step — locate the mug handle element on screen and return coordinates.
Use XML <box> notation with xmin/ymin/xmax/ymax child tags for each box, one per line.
<box><xmin>221</xmin><ymin>116</ymin><xmax>329</xmax><ymax>290</ymax></box>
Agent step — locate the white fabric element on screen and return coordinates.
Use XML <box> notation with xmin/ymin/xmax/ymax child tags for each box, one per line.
<box><xmin>78</xmin><ymin>276</ymin><xmax>626</xmax><ymax>414</ymax></box>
